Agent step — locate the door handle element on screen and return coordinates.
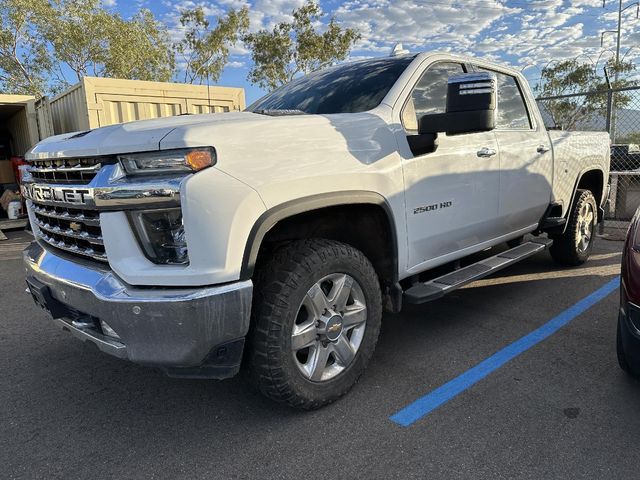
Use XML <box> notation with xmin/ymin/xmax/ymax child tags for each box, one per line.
<box><xmin>537</xmin><ymin>145</ymin><xmax>550</xmax><ymax>154</ymax></box>
<box><xmin>477</xmin><ymin>147</ymin><xmax>497</xmax><ymax>158</ymax></box>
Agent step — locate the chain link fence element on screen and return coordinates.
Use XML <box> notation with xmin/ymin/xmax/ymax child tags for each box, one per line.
<box><xmin>536</xmin><ymin>85</ymin><xmax>640</xmax><ymax>232</ymax></box>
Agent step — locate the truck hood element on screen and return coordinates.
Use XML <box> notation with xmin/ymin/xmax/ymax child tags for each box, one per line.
<box><xmin>26</xmin><ymin>109</ymin><xmax>396</xmax><ymax>195</ymax></box>
<box><xmin>26</xmin><ymin>112</ymin><xmax>272</xmax><ymax>160</ymax></box>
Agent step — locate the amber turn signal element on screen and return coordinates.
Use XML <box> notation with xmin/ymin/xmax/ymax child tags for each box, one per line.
<box><xmin>186</xmin><ymin>149</ymin><xmax>214</xmax><ymax>171</ymax></box>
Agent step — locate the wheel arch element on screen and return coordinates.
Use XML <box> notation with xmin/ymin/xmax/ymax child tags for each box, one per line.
<box><xmin>576</xmin><ymin>168</ymin><xmax>605</xmax><ymax>208</ymax></box>
<box><xmin>240</xmin><ymin>191</ymin><xmax>399</xmax><ymax>284</ymax></box>
<box><xmin>563</xmin><ymin>168</ymin><xmax>606</xmax><ymax>231</ymax></box>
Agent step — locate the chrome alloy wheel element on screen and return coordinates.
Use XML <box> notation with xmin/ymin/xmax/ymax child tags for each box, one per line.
<box><xmin>291</xmin><ymin>273</ymin><xmax>367</xmax><ymax>382</ymax></box>
<box><xmin>577</xmin><ymin>201</ymin><xmax>595</xmax><ymax>253</ymax></box>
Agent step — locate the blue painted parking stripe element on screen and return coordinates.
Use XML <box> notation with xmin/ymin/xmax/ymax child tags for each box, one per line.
<box><xmin>390</xmin><ymin>276</ymin><xmax>620</xmax><ymax>427</ymax></box>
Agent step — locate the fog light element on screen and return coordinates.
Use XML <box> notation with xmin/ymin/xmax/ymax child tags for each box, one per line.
<box><xmin>100</xmin><ymin>320</ymin><xmax>120</xmax><ymax>339</ymax></box>
<box><xmin>129</xmin><ymin>208</ymin><xmax>188</xmax><ymax>265</ymax></box>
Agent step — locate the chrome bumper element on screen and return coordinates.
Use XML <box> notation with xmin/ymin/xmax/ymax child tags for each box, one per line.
<box><xmin>23</xmin><ymin>242</ymin><xmax>253</xmax><ymax>378</ymax></box>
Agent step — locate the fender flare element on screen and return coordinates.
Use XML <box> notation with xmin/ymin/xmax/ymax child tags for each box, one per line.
<box><xmin>239</xmin><ymin>191</ymin><xmax>398</xmax><ymax>280</ymax></box>
<box><xmin>563</xmin><ymin>167</ymin><xmax>606</xmax><ymax>231</ymax></box>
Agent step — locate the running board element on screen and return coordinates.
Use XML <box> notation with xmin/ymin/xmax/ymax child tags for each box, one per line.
<box><xmin>403</xmin><ymin>238</ymin><xmax>553</xmax><ymax>305</ymax></box>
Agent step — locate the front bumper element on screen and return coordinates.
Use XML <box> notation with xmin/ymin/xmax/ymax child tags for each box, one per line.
<box><xmin>23</xmin><ymin>242</ymin><xmax>253</xmax><ymax>379</ymax></box>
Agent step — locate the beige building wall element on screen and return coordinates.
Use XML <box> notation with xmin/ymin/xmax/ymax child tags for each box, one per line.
<box><xmin>47</xmin><ymin>77</ymin><xmax>246</xmax><ymax>135</ymax></box>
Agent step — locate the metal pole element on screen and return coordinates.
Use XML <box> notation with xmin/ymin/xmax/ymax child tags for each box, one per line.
<box><xmin>604</xmin><ymin>67</ymin><xmax>614</xmax><ymax>134</ymax></box>
<box><xmin>616</xmin><ymin>0</ymin><xmax>623</xmax><ymax>71</ymax></box>
<box><xmin>611</xmin><ymin>0</ymin><xmax>623</xmax><ymax>142</ymax></box>
<box><xmin>603</xmin><ymin>67</ymin><xmax>614</xmax><ymax>234</ymax></box>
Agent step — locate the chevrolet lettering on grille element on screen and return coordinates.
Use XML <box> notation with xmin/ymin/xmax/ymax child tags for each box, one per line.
<box><xmin>25</xmin><ymin>184</ymin><xmax>91</xmax><ymax>205</ymax></box>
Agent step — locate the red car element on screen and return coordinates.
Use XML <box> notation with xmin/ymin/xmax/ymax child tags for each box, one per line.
<box><xmin>618</xmin><ymin>208</ymin><xmax>640</xmax><ymax>379</ymax></box>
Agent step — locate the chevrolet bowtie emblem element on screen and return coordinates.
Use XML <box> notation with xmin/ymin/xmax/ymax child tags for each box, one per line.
<box><xmin>69</xmin><ymin>222</ymin><xmax>82</xmax><ymax>232</ymax></box>
<box><xmin>327</xmin><ymin>323</ymin><xmax>342</xmax><ymax>333</ymax></box>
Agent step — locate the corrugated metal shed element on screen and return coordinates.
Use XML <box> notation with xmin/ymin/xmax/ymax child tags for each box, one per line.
<box><xmin>42</xmin><ymin>77</ymin><xmax>246</xmax><ymax>135</ymax></box>
<box><xmin>35</xmin><ymin>97</ymin><xmax>54</xmax><ymax>139</ymax></box>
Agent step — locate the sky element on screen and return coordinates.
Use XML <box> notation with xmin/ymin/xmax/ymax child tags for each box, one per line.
<box><xmin>105</xmin><ymin>0</ymin><xmax>640</xmax><ymax>104</ymax></box>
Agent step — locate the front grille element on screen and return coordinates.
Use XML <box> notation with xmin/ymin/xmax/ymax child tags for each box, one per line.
<box><xmin>31</xmin><ymin>201</ymin><xmax>107</xmax><ymax>262</ymax></box>
<box><xmin>29</xmin><ymin>158</ymin><xmax>106</xmax><ymax>185</ymax></box>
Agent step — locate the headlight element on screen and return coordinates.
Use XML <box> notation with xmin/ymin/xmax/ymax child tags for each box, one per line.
<box><xmin>119</xmin><ymin>147</ymin><xmax>215</xmax><ymax>176</ymax></box>
<box><xmin>129</xmin><ymin>208</ymin><xmax>188</xmax><ymax>265</ymax></box>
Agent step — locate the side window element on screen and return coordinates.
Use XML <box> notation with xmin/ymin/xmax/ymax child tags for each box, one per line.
<box><xmin>402</xmin><ymin>62</ymin><xmax>464</xmax><ymax>132</ymax></box>
<box><xmin>477</xmin><ymin>68</ymin><xmax>532</xmax><ymax>130</ymax></box>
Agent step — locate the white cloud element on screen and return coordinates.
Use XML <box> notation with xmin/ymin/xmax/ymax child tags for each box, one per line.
<box><xmin>334</xmin><ymin>0</ymin><xmax>637</xmax><ymax>87</ymax></box>
<box><xmin>158</xmin><ymin>0</ymin><xmax>640</xmax><ymax>89</ymax></box>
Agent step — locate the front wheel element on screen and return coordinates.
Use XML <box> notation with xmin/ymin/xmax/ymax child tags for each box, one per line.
<box><xmin>549</xmin><ymin>189</ymin><xmax>597</xmax><ymax>266</ymax></box>
<box><xmin>248</xmin><ymin>239</ymin><xmax>382</xmax><ymax>409</ymax></box>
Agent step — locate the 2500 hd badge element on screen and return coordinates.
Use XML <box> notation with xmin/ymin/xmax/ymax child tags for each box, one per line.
<box><xmin>414</xmin><ymin>201</ymin><xmax>453</xmax><ymax>215</ymax></box>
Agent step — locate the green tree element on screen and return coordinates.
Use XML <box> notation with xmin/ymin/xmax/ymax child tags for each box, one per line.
<box><xmin>0</xmin><ymin>0</ymin><xmax>54</xmax><ymax>96</ymax></box>
<box><xmin>43</xmin><ymin>0</ymin><xmax>110</xmax><ymax>85</ymax></box>
<box><xmin>243</xmin><ymin>0</ymin><xmax>361</xmax><ymax>91</ymax></box>
<box><xmin>44</xmin><ymin>0</ymin><xmax>175</xmax><ymax>90</ymax></box>
<box><xmin>102</xmin><ymin>9</ymin><xmax>175</xmax><ymax>82</ymax></box>
<box><xmin>535</xmin><ymin>58</ymin><xmax>635</xmax><ymax>130</ymax></box>
<box><xmin>176</xmin><ymin>6</ymin><xmax>249</xmax><ymax>84</ymax></box>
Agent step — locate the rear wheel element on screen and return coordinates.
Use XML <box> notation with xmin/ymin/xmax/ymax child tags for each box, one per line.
<box><xmin>248</xmin><ymin>239</ymin><xmax>382</xmax><ymax>409</ymax></box>
<box><xmin>549</xmin><ymin>189</ymin><xmax>597</xmax><ymax>266</ymax></box>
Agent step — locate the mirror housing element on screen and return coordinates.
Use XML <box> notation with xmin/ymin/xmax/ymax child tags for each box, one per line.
<box><xmin>419</xmin><ymin>72</ymin><xmax>497</xmax><ymax>136</ymax></box>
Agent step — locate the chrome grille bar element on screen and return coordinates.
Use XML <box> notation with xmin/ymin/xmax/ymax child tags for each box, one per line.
<box><xmin>28</xmin><ymin>159</ymin><xmax>104</xmax><ymax>185</ymax></box>
<box><xmin>29</xmin><ymin>164</ymin><xmax>102</xmax><ymax>174</ymax></box>
<box><xmin>30</xmin><ymin>191</ymin><xmax>107</xmax><ymax>262</ymax></box>
<box><xmin>32</xmin><ymin>205</ymin><xmax>100</xmax><ymax>227</ymax></box>
<box><xmin>37</xmin><ymin>231</ymin><xmax>108</xmax><ymax>262</ymax></box>
<box><xmin>34</xmin><ymin>219</ymin><xmax>104</xmax><ymax>245</ymax></box>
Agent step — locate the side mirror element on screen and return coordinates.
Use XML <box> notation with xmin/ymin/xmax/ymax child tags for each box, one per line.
<box><xmin>419</xmin><ymin>72</ymin><xmax>497</xmax><ymax>136</ymax></box>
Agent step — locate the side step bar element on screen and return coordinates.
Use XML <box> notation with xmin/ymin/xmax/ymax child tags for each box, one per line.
<box><xmin>404</xmin><ymin>238</ymin><xmax>553</xmax><ymax>305</ymax></box>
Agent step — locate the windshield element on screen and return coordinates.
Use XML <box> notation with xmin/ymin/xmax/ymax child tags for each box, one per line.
<box><xmin>247</xmin><ymin>55</ymin><xmax>416</xmax><ymax>115</ymax></box>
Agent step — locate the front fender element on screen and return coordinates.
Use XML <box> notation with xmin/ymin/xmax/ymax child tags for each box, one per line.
<box><xmin>103</xmin><ymin>167</ymin><xmax>267</xmax><ymax>286</ymax></box>
<box><xmin>181</xmin><ymin>167</ymin><xmax>268</xmax><ymax>284</ymax></box>
<box><xmin>239</xmin><ymin>191</ymin><xmax>398</xmax><ymax>280</ymax></box>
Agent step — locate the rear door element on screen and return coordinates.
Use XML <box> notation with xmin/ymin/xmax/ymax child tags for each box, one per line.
<box><xmin>394</xmin><ymin>61</ymin><xmax>501</xmax><ymax>272</ymax></box>
<box><xmin>474</xmin><ymin>66</ymin><xmax>553</xmax><ymax>235</ymax></box>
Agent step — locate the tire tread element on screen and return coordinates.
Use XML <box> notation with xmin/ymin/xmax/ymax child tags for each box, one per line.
<box><xmin>549</xmin><ymin>189</ymin><xmax>597</xmax><ymax>266</ymax></box>
<box><xmin>248</xmin><ymin>239</ymin><xmax>382</xmax><ymax>409</ymax></box>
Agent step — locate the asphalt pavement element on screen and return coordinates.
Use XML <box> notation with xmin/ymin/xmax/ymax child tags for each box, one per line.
<box><xmin>1</xmin><ymin>230</ymin><xmax>638</xmax><ymax>479</ymax></box>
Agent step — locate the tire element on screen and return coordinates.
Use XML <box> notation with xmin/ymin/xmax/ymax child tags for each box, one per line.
<box><xmin>248</xmin><ymin>239</ymin><xmax>382</xmax><ymax>409</ymax></box>
<box><xmin>549</xmin><ymin>189</ymin><xmax>597</xmax><ymax>266</ymax></box>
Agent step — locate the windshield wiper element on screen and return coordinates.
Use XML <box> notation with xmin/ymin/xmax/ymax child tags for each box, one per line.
<box><xmin>252</xmin><ymin>109</ymin><xmax>308</xmax><ymax>116</ymax></box>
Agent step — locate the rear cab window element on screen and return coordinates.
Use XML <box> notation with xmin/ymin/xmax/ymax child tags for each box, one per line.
<box><xmin>475</xmin><ymin>67</ymin><xmax>533</xmax><ymax>130</ymax></box>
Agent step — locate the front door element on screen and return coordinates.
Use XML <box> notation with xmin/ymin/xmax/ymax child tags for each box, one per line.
<box><xmin>473</xmin><ymin>66</ymin><xmax>552</xmax><ymax>235</ymax></box>
<box><xmin>395</xmin><ymin>61</ymin><xmax>501</xmax><ymax>272</ymax></box>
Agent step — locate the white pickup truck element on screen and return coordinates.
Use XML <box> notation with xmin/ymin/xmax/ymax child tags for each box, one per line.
<box><xmin>22</xmin><ymin>52</ymin><xmax>610</xmax><ymax>409</ymax></box>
